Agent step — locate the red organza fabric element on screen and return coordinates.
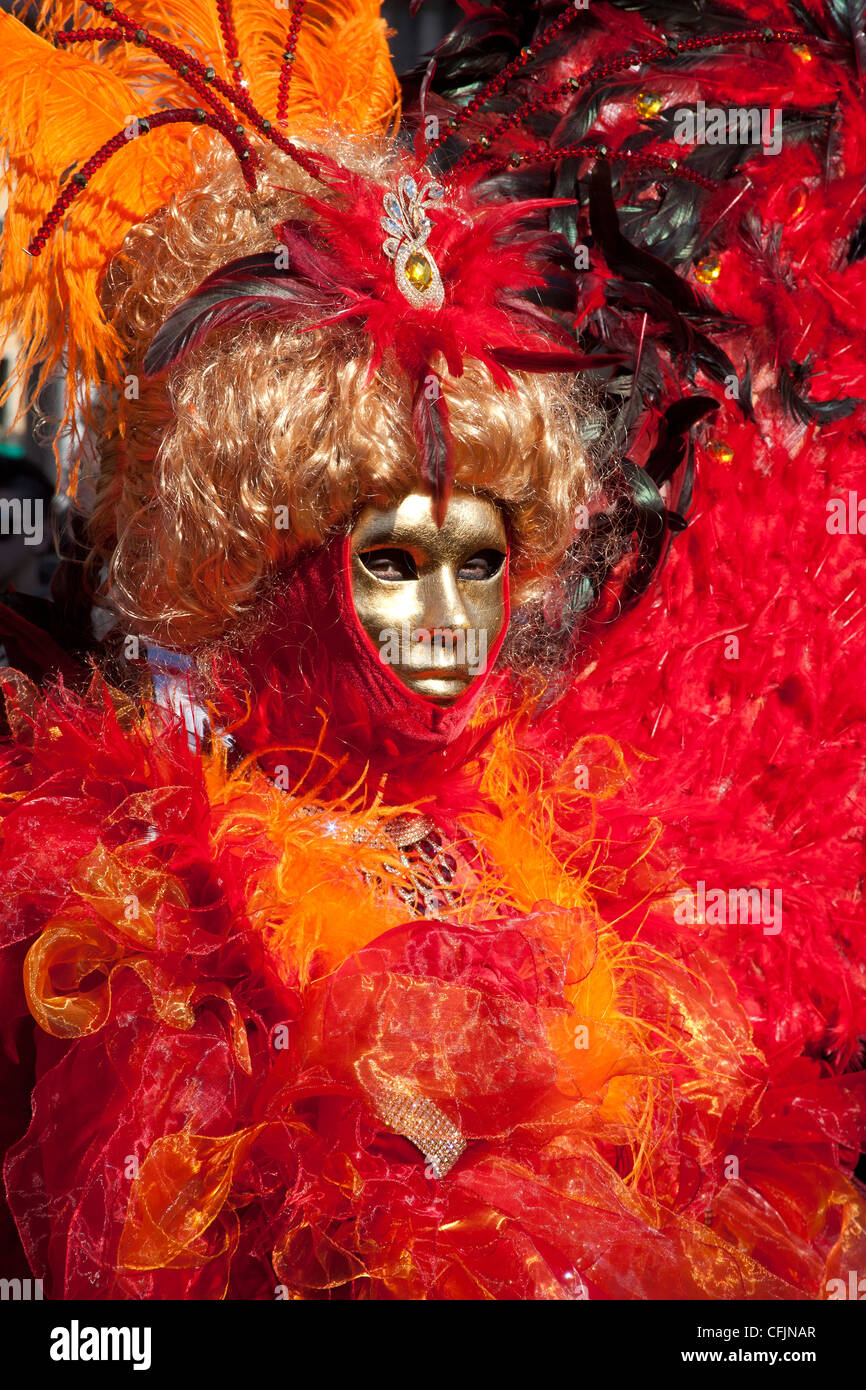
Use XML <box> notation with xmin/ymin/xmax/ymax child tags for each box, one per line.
<box><xmin>0</xmin><ymin>661</ymin><xmax>863</xmax><ymax>1299</ymax></box>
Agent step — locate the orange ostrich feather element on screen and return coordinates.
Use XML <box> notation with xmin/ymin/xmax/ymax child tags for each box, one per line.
<box><xmin>0</xmin><ymin>0</ymin><xmax>400</xmax><ymax>482</ymax></box>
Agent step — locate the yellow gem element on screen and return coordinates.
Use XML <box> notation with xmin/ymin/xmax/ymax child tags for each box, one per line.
<box><xmin>793</xmin><ymin>44</ymin><xmax>812</xmax><ymax>62</ymax></box>
<box><xmin>695</xmin><ymin>254</ymin><xmax>721</xmax><ymax>284</ymax></box>
<box><xmin>707</xmin><ymin>438</ymin><xmax>734</xmax><ymax>464</ymax></box>
<box><xmin>404</xmin><ymin>251</ymin><xmax>433</xmax><ymax>291</ymax></box>
<box><xmin>789</xmin><ymin>184</ymin><xmax>808</xmax><ymax>220</ymax></box>
<box><xmin>635</xmin><ymin>91</ymin><xmax>664</xmax><ymax>119</ymax></box>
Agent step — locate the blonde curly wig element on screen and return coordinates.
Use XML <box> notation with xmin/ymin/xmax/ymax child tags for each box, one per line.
<box><xmin>89</xmin><ymin>131</ymin><xmax>598</xmax><ymax>650</ymax></box>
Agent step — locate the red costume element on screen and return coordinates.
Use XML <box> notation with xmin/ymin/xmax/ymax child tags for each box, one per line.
<box><xmin>0</xmin><ymin>0</ymin><xmax>864</xmax><ymax>1299</ymax></box>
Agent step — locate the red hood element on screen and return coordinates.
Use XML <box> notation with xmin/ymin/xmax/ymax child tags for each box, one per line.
<box><xmin>208</xmin><ymin>532</ymin><xmax>513</xmax><ymax>816</ymax></box>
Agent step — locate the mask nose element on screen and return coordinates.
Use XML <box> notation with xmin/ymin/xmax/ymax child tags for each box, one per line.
<box><xmin>418</xmin><ymin>564</ymin><xmax>472</xmax><ymax>639</ymax></box>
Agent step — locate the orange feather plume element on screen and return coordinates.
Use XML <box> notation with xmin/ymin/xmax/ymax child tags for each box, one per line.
<box><xmin>0</xmin><ymin>0</ymin><xmax>400</xmax><ymax>484</ymax></box>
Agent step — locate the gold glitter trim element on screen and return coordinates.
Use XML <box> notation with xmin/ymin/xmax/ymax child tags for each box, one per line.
<box><xmin>372</xmin><ymin>1071</ymin><xmax>466</xmax><ymax>1178</ymax></box>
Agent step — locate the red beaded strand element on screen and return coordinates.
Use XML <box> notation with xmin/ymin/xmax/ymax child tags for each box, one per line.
<box><xmin>76</xmin><ymin>0</ymin><xmax>322</xmax><ymax>177</ymax></box>
<box><xmin>446</xmin><ymin>26</ymin><xmax>816</xmax><ymax>179</ymax></box>
<box><xmin>480</xmin><ymin>141</ymin><xmax>720</xmax><ymax>192</ymax></box>
<box><xmin>28</xmin><ymin>0</ymin><xmax>326</xmax><ymax>257</ymax></box>
<box><xmin>25</xmin><ymin>108</ymin><xmax>257</xmax><ymax>256</ymax></box>
<box><xmin>426</xmin><ymin>1</ymin><xmax>584</xmax><ymax>155</ymax></box>
<box><xmin>276</xmin><ymin>0</ymin><xmax>306</xmax><ymax>126</ymax></box>
<box><xmin>54</xmin><ymin>27</ymin><xmax>258</xmax><ymax>165</ymax></box>
<box><xmin>214</xmin><ymin>0</ymin><xmax>246</xmax><ymax>91</ymax></box>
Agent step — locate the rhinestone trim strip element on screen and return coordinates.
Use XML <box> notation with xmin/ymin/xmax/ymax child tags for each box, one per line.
<box><xmin>374</xmin><ymin>1073</ymin><xmax>466</xmax><ymax>1178</ymax></box>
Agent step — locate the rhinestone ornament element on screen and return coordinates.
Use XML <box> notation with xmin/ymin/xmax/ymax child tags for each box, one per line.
<box><xmin>404</xmin><ymin>251</ymin><xmax>433</xmax><ymax>290</ymax></box>
<box><xmin>706</xmin><ymin>438</ymin><xmax>734</xmax><ymax>464</ymax></box>
<box><xmin>635</xmin><ymin>91</ymin><xmax>664</xmax><ymax>118</ymax></box>
<box><xmin>381</xmin><ymin>174</ymin><xmax>445</xmax><ymax>311</ymax></box>
<box><xmin>374</xmin><ymin>1072</ymin><xmax>466</xmax><ymax>1178</ymax></box>
<box><xmin>695</xmin><ymin>254</ymin><xmax>722</xmax><ymax>284</ymax></box>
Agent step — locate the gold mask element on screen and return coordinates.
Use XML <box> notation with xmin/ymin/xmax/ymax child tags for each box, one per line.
<box><xmin>350</xmin><ymin>490</ymin><xmax>508</xmax><ymax>705</ymax></box>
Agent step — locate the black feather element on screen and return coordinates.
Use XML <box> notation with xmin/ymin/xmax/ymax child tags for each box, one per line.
<box><xmin>644</xmin><ymin>396</ymin><xmax>718</xmax><ymax>487</ymax></box>
<box><xmin>142</xmin><ymin>253</ymin><xmax>347</xmax><ymax>376</ymax></box>
<box><xmin>824</xmin><ymin>0</ymin><xmax>866</xmax><ymax>80</ymax></box>
<box><xmin>848</xmin><ymin>216</ymin><xmax>866</xmax><ymax>262</ymax></box>
<box><xmin>780</xmin><ymin>358</ymin><xmax>863</xmax><ymax>425</ymax></box>
<box><xmin>589</xmin><ymin>162</ymin><xmax>712</xmax><ymax>315</ymax></box>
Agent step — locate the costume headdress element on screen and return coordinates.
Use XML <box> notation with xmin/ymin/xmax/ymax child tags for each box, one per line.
<box><xmin>0</xmin><ymin>0</ymin><xmax>857</xmax><ymax>597</ymax></box>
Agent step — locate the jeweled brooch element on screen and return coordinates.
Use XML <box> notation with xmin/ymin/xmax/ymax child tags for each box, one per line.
<box><xmin>381</xmin><ymin>174</ymin><xmax>445</xmax><ymax>311</ymax></box>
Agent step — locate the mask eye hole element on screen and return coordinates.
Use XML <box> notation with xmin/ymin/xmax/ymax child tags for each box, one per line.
<box><xmin>458</xmin><ymin>549</ymin><xmax>506</xmax><ymax>581</ymax></box>
<box><xmin>358</xmin><ymin>547</ymin><xmax>419</xmax><ymax>582</ymax></box>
